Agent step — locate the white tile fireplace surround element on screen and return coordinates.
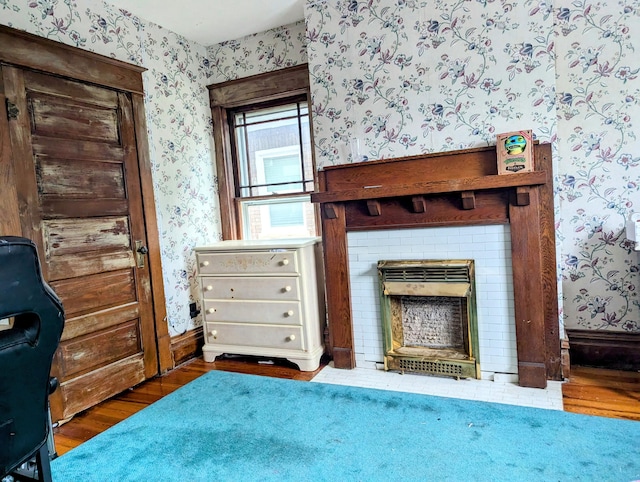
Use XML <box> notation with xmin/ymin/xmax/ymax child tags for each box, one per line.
<box><xmin>346</xmin><ymin>225</ymin><xmax>517</xmax><ymax>380</ymax></box>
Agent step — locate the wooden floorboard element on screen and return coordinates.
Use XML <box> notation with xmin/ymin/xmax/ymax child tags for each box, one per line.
<box><xmin>561</xmin><ymin>365</ymin><xmax>640</xmax><ymax>421</ymax></box>
<box><xmin>53</xmin><ymin>359</ymin><xmax>640</xmax><ymax>457</ymax></box>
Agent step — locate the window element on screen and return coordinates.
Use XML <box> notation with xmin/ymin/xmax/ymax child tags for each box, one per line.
<box><xmin>209</xmin><ymin>65</ymin><xmax>319</xmax><ymax>240</ymax></box>
<box><xmin>232</xmin><ymin>101</ymin><xmax>315</xmax><ymax>239</ymax></box>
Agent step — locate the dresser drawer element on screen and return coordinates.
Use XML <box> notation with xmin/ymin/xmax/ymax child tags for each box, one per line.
<box><xmin>203</xmin><ymin>300</ymin><xmax>302</xmax><ymax>325</ymax></box>
<box><xmin>200</xmin><ymin>277</ymin><xmax>300</xmax><ymax>301</ymax></box>
<box><xmin>205</xmin><ymin>322</ymin><xmax>303</xmax><ymax>350</ymax></box>
<box><xmin>197</xmin><ymin>250</ymin><xmax>299</xmax><ymax>275</ymax></box>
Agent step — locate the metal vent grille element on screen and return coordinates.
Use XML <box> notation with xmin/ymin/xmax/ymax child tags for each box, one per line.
<box><xmin>398</xmin><ymin>359</ymin><xmax>464</xmax><ymax>376</ymax></box>
<box><xmin>382</xmin><ymin>266</ymin><xmax>470</xmax><ymax>283</ymax></box>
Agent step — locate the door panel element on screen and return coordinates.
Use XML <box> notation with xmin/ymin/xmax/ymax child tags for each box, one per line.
<box><xmin>57</xmin><ymin>356</ymin><xmax>146</xmax><ymax>419</ymax></box>
<box><xmin>60</xmin><ymin>304</ymin><xmax>140</xmax><ymax>342</ymax></box>
<box><xmin>29</xmin><ymin>93</ymin><xmax>120</xmax><ymax>142</ymax></box>
<box><xmin>43</xmin><ymin>217</ymin><xmax>131</xmax><ymax>257</ymax></box>
<box><xmin>59</xmin><ymin>320</ymin><xmax>141</xmax><ymax>378</ymax></box>
<box><xmin>37</xmin><ymin>158</ymin><xmax>127</xmax><ymax>199</ymax></box>
<box><xmin>2</xmin><ymin>66</ymin><xmax>159</xmax><ymax>422</ymax></box>
<box><xmin>50</xmin><ymin>269</ymin><xmax>138</xmax><ymax>317</ymax></box>
<box><xmin>47</xmin><ymin>251</ymin><xmax>134</xmax><ymax>281</ymax></box>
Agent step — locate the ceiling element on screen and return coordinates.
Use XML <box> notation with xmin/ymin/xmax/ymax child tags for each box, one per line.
<box><xmin>107</xmin><ymin>0</ymin><xmax>305</xmax><ymax>46</ymax></box>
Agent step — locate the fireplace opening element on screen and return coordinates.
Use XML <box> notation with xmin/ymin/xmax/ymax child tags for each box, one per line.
<box><xmin>378</xmin><ymin>259</ymin><xmax>480</xmax><ymax>379</ymax></box>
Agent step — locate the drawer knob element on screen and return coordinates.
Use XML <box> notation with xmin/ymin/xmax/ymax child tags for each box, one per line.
<box><xmin>281</xmin><ymin>258</ymin><xmax>289</xmax><ymax>266</ymax></box>
<box><xmin>210</xmin><ymin>330</ymin><xmax>217</xmax><ymax>338</ymax></box>
<box><xmin>207</xmin><ymin>308</ymin><xmax>215</xmax><ymax>314</ymax></box>
<box><xmin>286</xmin><ymin>310</ymin><xmax>294</xmax><ymax>317</ymax></box>
<box><xmin>205</xmin><ymin>285</ymin><xmax>213</xmax><ymax>291</ymax></box>
<box><xmin>201</xmin><ymin>260</ymin><xmax>210</xmax><ymax>267</ymax></box>
<box><xmin>287</xmin><ymin>334</ymin><xmax>296</xmax><ymax>341</ymax></box>
<box><xmin>283</xmin><ymin>285</ymin><xmax>292</xmax><ymax>293</ymax></box>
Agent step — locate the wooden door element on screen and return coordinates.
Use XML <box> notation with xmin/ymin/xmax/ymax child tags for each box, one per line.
<box><xmin>2</xmin><ymin>66</ymin><xmax>159</xmax><ymax>422</ymax></box>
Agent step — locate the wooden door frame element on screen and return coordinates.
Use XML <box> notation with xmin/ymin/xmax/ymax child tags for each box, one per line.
<box><xmin>0</xmin><ymin>25</ymin><xmax>173</xmax><ymax>373</ymax></box>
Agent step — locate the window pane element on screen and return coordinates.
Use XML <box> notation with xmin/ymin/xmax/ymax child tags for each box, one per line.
<box><xmin>234</xmin><ymin>102</ymin><xmax>312</xmax><ymax>197</ymax></box>
<box><xmin>300</xmin><ymin>116</ymin><xmax>313</xmax><ymax>184</ymax></box>
<box><xmin>235</xmin><ymin>104</ymin><xmax>299</xmax><ymax>125</ymax></box>
<box><xmin>240</xmin><ymin>196</ymin><xmax>316</xmax><ymax>240</ymax></box>
<box><xmin>265</xmin><ymin>155</ymin><xmax>303</xmax><ymax>193</ymax></box>
<box><xmin>269</xmin><ymin>202</ymin><xmax>303</xmax><ymax>227</ymax></box>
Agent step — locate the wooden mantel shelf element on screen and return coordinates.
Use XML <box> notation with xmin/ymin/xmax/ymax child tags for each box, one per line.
<box><xmin>312</xmin><ymin>143</ymin><xmax>561</xmax><ymax>389</ymax></box>
<box><xmin>311</xmin><ymin>170</ymin><xmax>548</xmax><ymax>204</ymax></box>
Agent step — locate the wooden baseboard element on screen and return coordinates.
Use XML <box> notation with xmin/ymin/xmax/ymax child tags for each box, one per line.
<box><xmin>170</xmin><ymin>326</ymin><xmax>204</xmax><ymax>367</ymax></box>
<box><xmin>566</xmin><ymin>329</ymin><xmax>640</xmax><ymax>371</ymax></box>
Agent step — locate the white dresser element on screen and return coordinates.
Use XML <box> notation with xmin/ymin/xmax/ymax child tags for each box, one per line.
<box><xmin>195</xmin><ymin>238</ymin><xmax>325</xmax><ymax>371</ymax></box>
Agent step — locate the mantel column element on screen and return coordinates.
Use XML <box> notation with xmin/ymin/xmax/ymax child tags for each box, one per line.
<box><xmin>321</xmin><ymin>202</ymin><xmax>356</xmax><ymax>369</ymax></box>
<box><xmin>509</xmin><ymin>187</ymin><xmax>548</xmax><ymax>388</ymax></box>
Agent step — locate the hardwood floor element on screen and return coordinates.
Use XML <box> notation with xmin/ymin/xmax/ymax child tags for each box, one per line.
<box><xmin>561</xmin><ymin>365</ymin><xmax>640</xmax><ymax>421</ymax></box>
<box><xmin>52</xmin><ymin>359</ymin><xmax>640</xmax><ymax>457</ymax></box>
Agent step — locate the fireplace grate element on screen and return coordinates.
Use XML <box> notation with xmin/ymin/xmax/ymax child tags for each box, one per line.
<box><xmin>382</xmin><ymin>265</ymin><xmax>471</xmax><ymax>284</ymax></box>
<box><xmin>398</xmin><ymin>359</ymin><xmax>464</xmax><ymax>376</ymax></box>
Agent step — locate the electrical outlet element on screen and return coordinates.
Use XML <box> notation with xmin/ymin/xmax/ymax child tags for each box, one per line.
<box><xmin>189</xmin><ymin>302</ymin><xmax>200</xmax><ymax>319</ymax></box>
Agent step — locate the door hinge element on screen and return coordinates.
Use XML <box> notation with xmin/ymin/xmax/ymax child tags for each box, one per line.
<box><xmin>6</xmin><ymin>99</ymin><xmax>19</xmax><ymax>120</ymax></box>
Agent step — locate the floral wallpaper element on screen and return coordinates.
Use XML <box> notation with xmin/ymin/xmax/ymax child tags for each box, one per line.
<box><xmin>206</xmin><ymin>21</ymin><xmax>307</xmax><ymax>83</ymax></box>
<box><xmin>306</xmin><ymin>0</ymin><xmax>556</xmax><ymax>164</ymax></box>
<box><xmin>140</xmin><ymin>23</ymin><xmax>219</xmax><ymax>335</ymax></box>
<box><xmin>304</xmin><ymin>0</ymin><xmax>639</xmax><ymax>333</ymax></box>
<box><xmin>555</xmin><ymin>2</ymin><xmax>640</xmax><ymax>332</ymax></box>
<box><xmin>0</xmin><ymin>0</ymin><xmax>143</xmax><ymax>63</ymax></box>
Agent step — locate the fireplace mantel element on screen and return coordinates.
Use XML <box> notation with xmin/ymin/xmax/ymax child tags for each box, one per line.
<box><xmin>311</xmin><ymin>143</ymin><xmax>561</xmax><ymax>388</ymax></box>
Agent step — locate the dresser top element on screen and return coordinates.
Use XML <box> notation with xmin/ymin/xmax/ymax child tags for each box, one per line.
<box><xmin>195</xmin><ymin>237</ymin><xmax>321</xmax><ymax>251</ymax></box>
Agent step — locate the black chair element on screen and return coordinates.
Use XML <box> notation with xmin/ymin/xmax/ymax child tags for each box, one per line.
<box><xmin>0</xmin><ymin>237</ymin><xmax>65</xmax><ymax>481</ymax></box>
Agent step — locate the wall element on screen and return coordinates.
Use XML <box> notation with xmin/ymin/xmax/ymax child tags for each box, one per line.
<box><xmin>206</xmin><ymin>22</ymin><xmax>307</xmax><ymax>83</ymax></box>
<box><xmin>554</xmin><ymin>3</ymin><xmax>640</xmax><ymax>332</ymax></box>
<box><xmin>304</xmin><ymin>0</ymin><xmax>640</xmax><ymax>334</ymax></box>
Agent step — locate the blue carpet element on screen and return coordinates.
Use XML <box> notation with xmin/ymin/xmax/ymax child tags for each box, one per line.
<box><xmin>52</xmin><ymin>370</ymin><xmax>639</xmax><ymax>482</ymax></box>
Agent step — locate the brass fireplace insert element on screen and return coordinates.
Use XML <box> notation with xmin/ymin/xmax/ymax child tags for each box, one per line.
<box><xmin>378</xmin><ymin>259</ymin><xmax>480</xmax><ymax>379</ymax></box>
